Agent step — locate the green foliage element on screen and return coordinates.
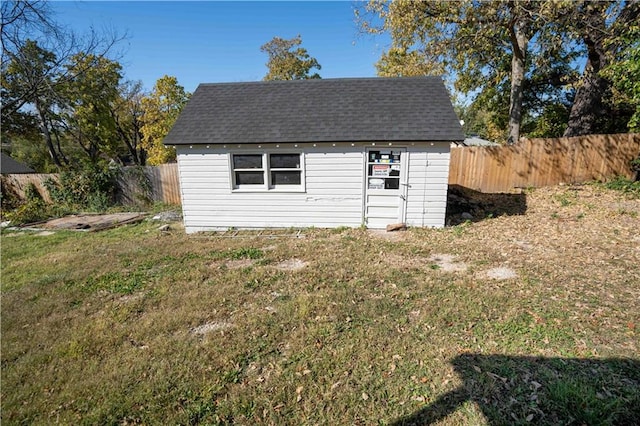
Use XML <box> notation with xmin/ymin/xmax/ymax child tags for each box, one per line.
<box><xmin>24</xmin><ymin>182</ymin><xmax>43</xmax><ymax>202</ymax></box>
<box><xmin>82</xmin><ymin>270</ymin><xmax>146</xmax><ymax>295</ymax></box>
<box><xmin>523</xmin><ymin>103</ymin><xmax>570</xmax><ymax>138</ymax></box>
<box><xmin>228</xmin><ymin>247</ymin><xmax>264</xmax><ymax>260</ymax></box>
<box><xmin>601</xmin><ymin>23</ymin><xmax>640</xmax><ymax>132</ymax></box>
<box><xmin>595</xmin><ymin>176</ymin><xmax>640</xmax><ymax>198</ymax></box>
<box><xmin>2</xmin><ymin>163</ymin><xmax>122</xmax><ymax>225</ymax></box>
<box><xmin>140</xmin><ymin>75</ymin><xmax>189</xmax><ymax>165</ymax></box>
<box><xmin>2</xmin><ymin>181</ymin><xmax>51</xmax><ymax>224</ymax></box>
<box><xmin>60</xmin><ymin>53</ymin><xmax>124</xmax><ymax>162</ymax></box>
<box><xmin>376</xmin><ymin>47</ymin><xmax>437</xmax><ymax>77</ymax></box>
<box><xmin>3</xmin><ymin>197</ymin><xmax>48</xmax><ymax>225</ymax></box>
<box><xmin>45</xmin><ymin>162</ymin><xmax>120</xmax><ymax>211</ymax></box>
<box><xmin>261</xmin><ymin>35</ymin><xmax>321</xmax><ymax>81</ymax></box>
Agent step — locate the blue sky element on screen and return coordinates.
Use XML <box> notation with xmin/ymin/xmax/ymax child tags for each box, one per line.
<box><xmin>51</xmin><ymin>1</ymin><xmax>390</xmax><ymax>93</ymax></box>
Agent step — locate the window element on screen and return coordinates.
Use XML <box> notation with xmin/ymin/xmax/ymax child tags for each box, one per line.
<box><xmin>270</xmin><ymin>154</ymin><xmax>301</xmax><ymax>186</ymax></box>
<box><xmin>231</xmin><ymin>152</ymin><xmax>304</xmax><ymax>191</ymax></box>
<box><xmin>233</xmin><ymin>154</ymin><xmax>264</xmax><ymax>185</ymax></box>
<box><xmin>367</xmin><ymin>150</ymin><xmax>401</xmax><ymax>190</ymax></box>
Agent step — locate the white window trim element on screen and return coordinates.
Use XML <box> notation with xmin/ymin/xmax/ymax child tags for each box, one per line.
<box><xmin>229</xmin><ymin>151</ymin><xmax>306</xmax><ymax>193</ymax></box>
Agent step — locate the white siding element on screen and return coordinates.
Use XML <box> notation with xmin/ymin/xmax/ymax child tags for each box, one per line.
<box><xmin>177</xmin><ymin>143</ymin><xmax>450</xmax><ymax>232</ymax></box>
<box><xmin>177</xmin><ymin>146</ymin><xmax>364</xmax><ymax>233</ymax></box>
<box><xmin>404</xmin><ymin>145</ymin><xmax>451</xmax><ymax>228</ymax></box>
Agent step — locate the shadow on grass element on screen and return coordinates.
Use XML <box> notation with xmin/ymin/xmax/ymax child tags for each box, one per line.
<box><xmin>392</xmin><ymin>354</ymin><xmax>640</xmax><ymax>425</ymax></box>
<box><xmin>446</xmin><ymin>185</ymin><xmax>527</xmax><ymax>226</ymax></box>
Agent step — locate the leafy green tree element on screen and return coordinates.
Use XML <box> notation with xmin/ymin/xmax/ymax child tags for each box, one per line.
<box><xmin>261</xmin><ymin>35</ymin><xmax>321</xmax><ymax>80</ymax></box>
<box><xmin>602</xmin><ymin>24</ymin><xmax>640</xmax><ymax>133</ymax></box>
<box><xmin>140</xmin><ymin>75</ymin><xmax>190</xmax><ymax>165</ymax></box>
<box><xmin>376</xmin><ymin>47</ymin><xmax>435</xmax><ymax>77</ymax></box>
<box><xmin>60</xmin><ymin>53</ymin><xmax>123</xmax><ymax>163</ymax></box>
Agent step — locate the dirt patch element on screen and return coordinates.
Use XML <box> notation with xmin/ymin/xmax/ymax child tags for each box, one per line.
<box><xmin>369</xmin><ymin>229</ymin><xmax>405</xmax><ymax>241</ymax></box>
<box><xmin>275</xmin><ymin>258</ymin><xmax>307</xmax><ymax>271</ymax></box>
<box><xmin>380</xmin><ymin>253</ymin><xmax>426</xmax><ymax>269</ymax></box>
<box><xmin>481</xmin><ymin>267</ymin><xmax>518</xmax><ymax>280</ymax></box>
<box><xmin>191</xmin><ymin>322</ymin><xmax>232</xmax><ymax>335</ymax></box>
<box><xmin>428</xmin><ymin>254</ymin><xmax>469</xmax><ymax>272</ymax></box>
<box><xmin>225</xmin><ymin>259</ymin><xmax>256</xmax><ymax>269</ymax></box>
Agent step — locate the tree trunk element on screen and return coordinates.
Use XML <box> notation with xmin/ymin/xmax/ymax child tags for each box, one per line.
<box><xmin>562</xmin><ymin>46</ymin><xmax>609</xmax><ymax>137</ymax></box>
<box><xmin>564</xmin><ymin>0</ymin><xmax>639</xmax><ymax>137</ymax></box>
<box><xmin>563</xmin><ymin>3</ymin><xmax>608</xmax><ymax>137</ymax></box>
<box><xmin>34</xmin><ymin>99</ymin><xmax>62</xmax><ymax>167</ymax></box>
<box><xmin>508</xmin><ymin>50</ymin><xmax>526</xmax><ymax>144</ymax></box>
<box><xmin>507</xmin><ymin>14</ymin><xmax>528</xmax><ymax>144</ymax></box>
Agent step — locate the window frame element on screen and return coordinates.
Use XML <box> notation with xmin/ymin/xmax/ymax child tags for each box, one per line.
<box><xmin>229</xmin><ymin>151</ymin><xmax>305</xmax><ymax>192</ymax></box>
<box><xmin>232</xmin><ymin>154</ymin><xmax>266</xmax><ymax>187</ymax></box>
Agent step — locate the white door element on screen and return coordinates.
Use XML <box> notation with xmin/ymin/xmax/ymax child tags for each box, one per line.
<box><xmin>364</xmin><ymin>148</ymin><xmax>408</xmax><ymax>228</ymax></box>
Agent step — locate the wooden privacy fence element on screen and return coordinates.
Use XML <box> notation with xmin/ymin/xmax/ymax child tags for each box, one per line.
<box><xmin>117</xmin><ymin>163</ymin><xmax>181</xmax><ymax>205</ymax></box>
<box><xmin>0</xmin><ymin>165</ymin><xmax>181</xmax><ymax>206</ymax></box>
<box><xmin>449</xmin><ymin>133</ymin><xmax>640</xmax><ymax>193</ymax></box>
<box><xmin>0</xmin><ymin>173</ymin><xmax>58</xmax><ymax>203</ymax></box>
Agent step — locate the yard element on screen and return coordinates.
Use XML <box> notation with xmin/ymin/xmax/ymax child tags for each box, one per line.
<box><xmin>1</xmin><ymin>184</ymin><xmax>639</xmax><ymax>425</ymax></box>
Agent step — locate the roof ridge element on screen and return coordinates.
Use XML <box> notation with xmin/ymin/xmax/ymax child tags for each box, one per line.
<box><xmin>196</xmin><ymin>75</ymin><xmax>444</xmax><ymax>87</ymax></box>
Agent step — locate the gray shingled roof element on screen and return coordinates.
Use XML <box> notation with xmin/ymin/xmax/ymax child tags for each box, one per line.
<box><xmin>1</xmin><ymin>153</ymin><xmax>35</xmax><ymax>174</ymax></box>
<box><xmin>164</xmin><ymin>77</ymin><xmax>463</xmax><ymax>146</ymax></box>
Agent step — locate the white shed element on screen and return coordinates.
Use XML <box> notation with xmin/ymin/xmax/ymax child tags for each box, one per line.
<box><xmin>163</xmin><ymin>77</ymin><xmax>464</xmax><ymax>233</ymax></box>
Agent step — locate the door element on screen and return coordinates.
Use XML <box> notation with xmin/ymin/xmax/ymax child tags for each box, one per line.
<box><xmin>364</xmin><ymin>148</ymin><xmax>408</xmax><ymax>228</ymax></box>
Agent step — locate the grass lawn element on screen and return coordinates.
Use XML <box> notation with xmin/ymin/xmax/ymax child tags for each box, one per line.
<box><xmin>1</xmin><ymin>185</ymin><xmax>639</xmax><ymax>425</ymax></box>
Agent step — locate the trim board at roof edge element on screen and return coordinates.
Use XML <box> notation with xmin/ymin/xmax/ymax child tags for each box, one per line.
<box><xmin>170</xmin><ymin>141</ymin><xmax>455</xmax><ymax>149</ymax></box>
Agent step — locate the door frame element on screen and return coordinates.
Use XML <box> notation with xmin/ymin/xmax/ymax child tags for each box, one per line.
<box><xmin>363</xmin><ymin>147</ymin><xmax>409</xmax><ymax>227</ymax></box>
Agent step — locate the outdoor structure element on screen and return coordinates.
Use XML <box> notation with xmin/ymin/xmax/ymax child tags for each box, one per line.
<box><xmin>164</xmin><ymin>77</ymin><xmax>464</xmax><ymax>233</ymax></box>
<box><xmin>1</xmin><ymin>153</ymin><xmax>35</xmax><ymax>174</ymax></box>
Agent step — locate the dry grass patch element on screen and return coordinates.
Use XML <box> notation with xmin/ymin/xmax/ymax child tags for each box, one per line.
<box><xmin>2</xmin><ymin>184</ymin><xmax>639</xmax><ymax>425</ymax></box>
<box><xmin>274</xmin><ymin>258</ymin><xmax>308</xmax><ymax>271</ymax></box>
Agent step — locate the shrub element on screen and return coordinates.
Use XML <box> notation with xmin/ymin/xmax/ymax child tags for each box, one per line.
<box><xmin>45</xmin><ymin>162</ymin><xmax>120</xmax><ymax>212</ymax></box>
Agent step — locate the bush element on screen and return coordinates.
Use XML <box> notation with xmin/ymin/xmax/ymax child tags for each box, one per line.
<box><xmin>4</xmin><ymin>198</ymin><xmax>48</xmax><ymax>225</ymax></box>
<box><xmin>3</xmin><ymin>163</ymin><xmax>121</xmax><ymax>225</ymax></box>
<box><xmin>45</xmin><ymin>162</ymin><xmax>120</xmax><ymax>212</ymax></box>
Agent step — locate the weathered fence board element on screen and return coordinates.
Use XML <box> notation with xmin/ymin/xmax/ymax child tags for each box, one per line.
<box><xmin>449</xmin><ymin>133</ymin><xmax>639</xmax><ymax>193</ymax></box>
<box><xmin>0</xmin><ymin>173</ymin><xmax>58</xmax><ymax>203</ymax></box>
<box><xmin>117</xmin><ymin>164</ymin><xmax>181</xmax><ymax>205</ymax></box>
